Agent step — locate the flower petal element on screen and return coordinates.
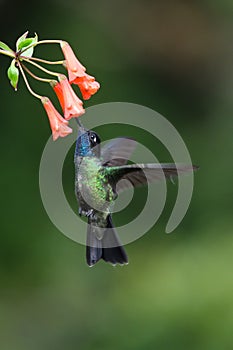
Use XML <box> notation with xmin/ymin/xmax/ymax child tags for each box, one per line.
<box><xmin>58</xmin><ymin>75</ymin><xmax>85</xmax><ymax>120</ymax></box>
<box><xmin>73</xmin><ymin>74</ymin><xmax>100</xmax><ymax>100</ymax></box>
<box><xmin>61</xmin><ymin>41</ymin><xmax>86</xmax><ymax>83</ymax></box>
<box><xmin>41</xmin><ymin>97</ymin><xmax>73</xmax><ymax>140</ymax></box>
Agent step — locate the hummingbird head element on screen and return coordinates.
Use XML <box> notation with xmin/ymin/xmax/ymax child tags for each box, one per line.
<box><xmin>75</xmin><ymin>127</ymin><xmax>101</xmax><ymax>157</ymax></box>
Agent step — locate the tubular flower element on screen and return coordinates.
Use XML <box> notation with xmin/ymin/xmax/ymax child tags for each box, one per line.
<box><xmin>72</xmin><ymin>75</ymin><xmax>100</xmax><ymax>100</ymax></box>
<box><xmin>61</xmin><ymin>41</ymin><xmax>86</xmax><ymax>82</ymax></box>
<box><xmin>57</xmin><ymin>75</ymin><xmax>85</xmax><ymax>120</ymax></box>
<box><xmin>41</xmin><ymin>97</ymin><xmax>72</xmax><ymax>141</ymax></box>
<box><xmin>61</xmin><ymin>41</ymin><xmax>100</xmax><ymax>100</ymax></box>
<box><xmin>51</xmin><ymin>80</ymin><xmax>65</xmax><ymax>111</ymax></box>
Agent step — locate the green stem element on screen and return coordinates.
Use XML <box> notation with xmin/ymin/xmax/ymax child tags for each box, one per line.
<box><xmin>21</xmin><ymin>63</ymin><xmax>53</xmax><ymax>83</ymax></box>
<box><xmin>23</xmin><ymin>58</ymin><xmax>60</xmax><ymax>77</ymax></box>
<box><xmin>20</xmin><ymin>39</ymin><xmax>63</xmax><ymax>55</ymax></box>
<box><xmin>17</xmin><ymin>62</ymin><xmax>42</xmax><ymax>100</ymax></box>
<box><xmin>21</xmin><ymin>55</ymin><xmax>64</xmax><ymax>65</ymax></box>
<box><xmin>0</xmin><ymin>49</ymin><xmax>15</xmax><ymax>58</ymax></box>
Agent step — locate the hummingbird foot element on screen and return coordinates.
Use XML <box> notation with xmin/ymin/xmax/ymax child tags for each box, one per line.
<box><xmin>78</xmin><ymin>208</ymin><xmax>88</xmax><ymax>217</ymax></box>
<box><xmin>78</xmin><ymin>208</ymin><xmax>98</xmax><ymax>221</ymax></box>
<box><xmin>86</xmin><ymin>209</ymin><xmax>95</xmax><ymax>219</ymax></box>
<box><xmin>86</xmin><ymin>209</ymin><xmax>100</xmax><ymax>224</ymax></box>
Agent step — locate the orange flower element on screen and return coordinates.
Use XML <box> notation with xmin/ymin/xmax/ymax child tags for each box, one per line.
<box><xmin>72</xmin><ymin>75</ymin><xmax>100</xmax><ymax>100</ymax></box>
<box><xmin>54</xmin><ymin>75</ymin><xmax>85</xmax><ymax>120</ymax></box>
<box><xmin>61</xmin><ymin>41</ymin><xmax>86</xmax><ymax>82</ymax></box>
<box><xmin>51</xmin><ymin>80</ymin><xmax>65</xmax><ymax>111</ymax></box>
<box><xmin>61</xmin><ymin>41</ymin><xmax>100</xmax><ymax>100</ymax></box>
<box><xmin>41</xmin><ymin>97</ymin><xmax>72</xmax><ymax>141</ymax></box>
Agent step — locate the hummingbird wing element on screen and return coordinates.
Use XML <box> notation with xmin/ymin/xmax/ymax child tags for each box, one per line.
<box><xmin>106</xmin><ymin>163</ymin><xmax>198</xmax><ymax>192</ymax></box>
<box><xmin>101</xmin><ymin>138</ymin><xmax>137</xmax><ymax>166</ymax></box>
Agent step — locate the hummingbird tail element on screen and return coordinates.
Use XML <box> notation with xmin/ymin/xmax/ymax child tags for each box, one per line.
<box><xmin>86</xmin><ymin>215</ymin><xmax>128</xmax><ymax>267</ymax></box>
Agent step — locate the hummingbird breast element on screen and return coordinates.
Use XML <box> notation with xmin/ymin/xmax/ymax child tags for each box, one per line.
<box><xmin>75</xmin><ymin>156</ymin><xmax>114</xmax><ymax>214</ymax></box>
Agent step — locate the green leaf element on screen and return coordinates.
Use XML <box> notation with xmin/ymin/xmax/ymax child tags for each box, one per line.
<box><xmin>0</xmin><ymin>40</ymin><xmax>13</xmax><ymax>53</ymax></box>
<box><xmin>18</xmin><ymin>38</ymin><xmax>35</xmax><ymax>50</ymax></box>
<box><xmin>7</xmin><ymin>59</ymin><xmax>19</xmax><ymax>91</ymax></box>
<box><xmin>16</xmin><ymin>31</ymin><xmax>29</xmax><ymax>50</ymax></box>
<box><xmin>16</xmin><ymin>31</ymin><xmax>38</xmax><ymax>58</ymax></box>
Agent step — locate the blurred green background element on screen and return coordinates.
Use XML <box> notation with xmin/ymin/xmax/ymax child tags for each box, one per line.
<box><xmin>1</xmin><ymin>1</ymin><xmax>233</xmax><ymax>349</ymax></box>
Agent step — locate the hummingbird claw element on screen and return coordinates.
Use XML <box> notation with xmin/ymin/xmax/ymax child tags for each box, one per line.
<box><xmin>86</xmin><ymin>209</ymin><xmax>99</xmax><ymax>224</ymax></box>
<box><xmin>78</xmin><ymin>208</ymin><xmax>98</xmax><ymax>220</ymax></box>
<box><xmin>79</xmin><ymin>208</ymin><xmax>89</xmax><ymax>217</ymax></box>
<box><xmin>86</xmin><ymin>209</ymin><xmax>93</xmax><ymax>217</ymax></box>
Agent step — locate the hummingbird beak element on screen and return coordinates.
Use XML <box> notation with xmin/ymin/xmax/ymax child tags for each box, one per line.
<box><xmin>75</xmin><ymin>117</ymin><xmax>87</xmax><ymax>140</ymax></box>
<box><xmin>75</xmin><ymin>117</ymin><xmax>88</xmax><ymax>136</ymax></box>
<box><xmin>74</xmin><ymin>117</ymin><xmax>83</xmax><ymax>128</ymax></box>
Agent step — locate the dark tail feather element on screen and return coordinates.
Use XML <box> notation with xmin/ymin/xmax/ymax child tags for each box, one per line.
<box><xmin>86</xmin><ymin>215</ymin><xmax>128</xmax><ymax>267</ymax></box>
<box><xmin>102</xmin><ymin>215</ymin><xmax>128</xmax><ymax>265</ymax></box>
<box><xmin>86</xmin><ymin>227</ymin><xmax>102</xmax><ymax>267</ymax></box>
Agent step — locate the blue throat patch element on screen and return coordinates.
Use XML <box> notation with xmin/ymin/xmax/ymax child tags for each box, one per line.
<box><xmin>75</xmin><ymin>131</ymin><xmax>94</xmax><ymax>157</ymax></box>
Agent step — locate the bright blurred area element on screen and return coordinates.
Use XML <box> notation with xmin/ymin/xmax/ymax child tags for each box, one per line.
<box><xmin>0</xmin><ymin>1</ymin><xmax>233</xmax><ymax>349</ymax></box>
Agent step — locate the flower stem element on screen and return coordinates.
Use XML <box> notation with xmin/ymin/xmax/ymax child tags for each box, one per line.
<box><xmin>21</xmin><ymin>63</ymin><xmax>53</xmax><ymax>83</ymax></box>
<box><xmin>0</xmin><ymin>49</ymin><xmax>15</xmax><ymax>58</ymax></box>
<box><xmin>21</xmin><ymin>55</ymin><xmax>64</xmax><ymax>65</ymax></box>
<box><xmin>17</xmin><ymin>62</ymin><xmax>42</xmax><ymax>100</ymax></box>
<box><xmin>22</xmin><ymin>58</ymin><xmax>60</xmax><ymax>77</ymax></box>
<box><xmin>20</xmin><ymin>39</ymin><xmax>63</xmax><ymax>55</ymax></box>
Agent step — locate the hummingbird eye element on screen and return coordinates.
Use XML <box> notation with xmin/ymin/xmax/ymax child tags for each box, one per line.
<box><xmin>90</xmin><ymin>133</ymin><xmax>97</xmax><ymax>143</ymax></box>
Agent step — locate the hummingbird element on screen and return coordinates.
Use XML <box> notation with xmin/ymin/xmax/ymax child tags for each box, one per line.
<box><xmin>74</xmin><ymin>120</ymin><xmax>197</xmax><ymax>267</ymax></box>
